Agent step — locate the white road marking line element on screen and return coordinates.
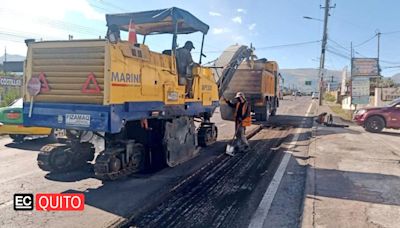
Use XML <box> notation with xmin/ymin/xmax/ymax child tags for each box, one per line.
<box><xmin>305</xmin><ymin>100</ymin><xmax>315</xmax><ymax>117</ymax></box>
<box><xmin>0</xmin><ymin>200</ymin><xmax>13</xmax><ymax>210</ymax></box>
<box><xmin>248</xmin><ymin>152</ymin><xmax>291</xmax><ymax>228</ymax></box>
<box><xmin>248</xmin><ymin>101</ymin><xmax>313</xmax><ymax>228</ymax></box>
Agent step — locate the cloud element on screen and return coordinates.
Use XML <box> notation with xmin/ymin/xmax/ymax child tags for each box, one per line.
<box><xmin>232</xmin><ymin>35</ymin><xmax>245</xmax><ymax>43</ymax></box>
<box><xmin>237</xmin><ymin>8</ymin><xmax>247</xmax><ymax>13</ymax></box>
<box><xmin>232</xmin><ymin>16</ymin><xmax>242</xmax><ymax>24</ymax></box>
<box><xmin>0</xmin><ymin>0</ymin><xmax>105</xmax><ymax>55</ymax></box>
<box><xmin>209</xmin><ymin>11</ymin><xmax>222</xmax><ymax>17</ymax></box>
<box><xmin>212</xmin><ymin>28</ymin><xmax>230</xmax><ymax>35</ymax></box>
<box><xmin>248</xmin><ymin>23</ymin><xmax>256</xmax><ymax>31</ymax></box>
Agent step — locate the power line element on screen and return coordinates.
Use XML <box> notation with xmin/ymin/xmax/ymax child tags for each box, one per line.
<box><xmin>257</xmin><ymin>40</ymin><xmax>321</xmax><ymax>50</ymax></box>
<box><xmin>354</xmin><ymin>34</ymin><xmax>377</xmax><ymax>47</ymax></box>
<box><xmin>328</xmin><ymin>38</ymin><xmax>368</xmax><ymax>57</ymax></box>
<box><xmin>381</xmin><ymin>65</ymin><xmax>400</xmax><ymax>69</ymax></box>
<box><xmin>0</xmin><ymin>7</ymin><xmax>104</xmax><ymax>37</ymax></box>
<box><xmin>380</xmin><ymin>59</ymin><xmax>400</xmax><ymax>65</ymax></box>
<box><xmin>94</xmin><ymin>0</ymin><xmax>125</xmax><ymax>12</ymax></box>
<box><xmin>328</xmin><ymin>38</ymin><xmax>350</xmax><ymax>53</ymax></box>
<box><xmin>196</xmin><ymin>40</ymin><xmax>321</xmax><ymax>54</ymax></box>
<box><xmin>88</xmin><ymin>3</ymin><xmax>112</xmax><ymax>13</ymax></box>
<box><xmin>326</xmin><ymin>48</ymin><xmax>351</xmax><ymax>60</ymax></box>
<box><xmin>381</xmin><ymin>30</ymin><xmax>400</xmax><ymax>35</ymax></box>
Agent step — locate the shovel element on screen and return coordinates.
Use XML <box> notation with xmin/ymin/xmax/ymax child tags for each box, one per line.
<box><xmin>225</xmin><ymin>123</ymin><xmax>241</xmax><ymax>156</ymax></box>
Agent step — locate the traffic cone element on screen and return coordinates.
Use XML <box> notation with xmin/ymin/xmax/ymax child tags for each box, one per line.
<box><xmin>128</xmin><ymin>19</ymin><xmax>137</xmax><ymax>44</ymax></box>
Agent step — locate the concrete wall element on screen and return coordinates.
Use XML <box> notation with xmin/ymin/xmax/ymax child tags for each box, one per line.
<box><xmin>341</xmin><ymin>96</ymin><xmax>356</xmax><ymax>110</ymax></box>
<box><xmin>341</xmin><ymin>95</ymin><xmax>374</xmax><ymax>110</ymax></box>
<box><xmin>374</xmin><ymin>88</ymin><xmax>400</xmax><ymax>106</ymax></box>
<box><xmin>341</xmin><ymin>88</ymin><xmax>400</xmax><ymax>110</ymax></box>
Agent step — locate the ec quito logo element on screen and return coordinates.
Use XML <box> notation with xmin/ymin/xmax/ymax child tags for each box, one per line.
<box><xmin>14</xmin><ymin>193</ymin><xmax>85</xmax><ymax>211</ymax></box>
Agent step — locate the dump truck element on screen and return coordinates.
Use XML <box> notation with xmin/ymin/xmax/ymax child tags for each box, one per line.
<box><xmin>218</xmin><ymin>46</ymin><xmax>281</xmax><ymax>121</ymax></box>
<box><xmin>23</xmin><ymin>8</ymin><xmax>252</xmax><ymax>180</ymax></box>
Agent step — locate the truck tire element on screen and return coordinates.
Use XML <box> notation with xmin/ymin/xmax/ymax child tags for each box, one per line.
<box><xmin>254</xmin><ymin>105</ymin><xmax>268</xmax><ymax>121</ymax></box>
<box><xmin>365</xmin><ymin>116</ymin><xmax>385</xmax><ymax>133</ymax></box>
<box><xmin>269</xmin><ymin>98</ymin><xmax>277</xmax><ymax>116</ymax></box>
<box><xmin>270</xmin><ymin>109</ymin><xmax>277</xmax><ymax>116</ymax></box>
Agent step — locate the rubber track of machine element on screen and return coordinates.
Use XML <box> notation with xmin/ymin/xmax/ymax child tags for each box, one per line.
<box><xmin>37</xmin><ymin>144</ymin><xmax>76</xmax><ymax>172</ymax></box>
<box><xmin>94</xmin><ymin>144</ymin><xmax>145</xmax><ymax>181</ymax></box>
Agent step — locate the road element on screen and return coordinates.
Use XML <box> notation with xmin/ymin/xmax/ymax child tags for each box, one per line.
<box><xmin>302</xmin><ymin>103</ymin><xmax>400</xmax><ymax>228</ymax></box>
<box><xmin>0</xmin><ymin>96</ymin><xmax>313</xmax><ymax>228</ymax></box>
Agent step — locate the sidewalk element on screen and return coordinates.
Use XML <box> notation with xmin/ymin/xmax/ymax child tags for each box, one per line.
<box><xmin>302</xmin><ymin>104</ymin><xmax>400</xmax><ymax>228</ymax></box>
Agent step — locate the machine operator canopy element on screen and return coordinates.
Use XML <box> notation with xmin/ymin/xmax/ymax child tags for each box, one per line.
<box><xmin>106</xmin><ymin>7</ymin><xmax>209</xmax><ymax>35</ymax></box>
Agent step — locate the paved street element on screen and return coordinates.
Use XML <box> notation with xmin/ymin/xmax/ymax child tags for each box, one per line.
<box><xmin>302</xmin><ymin>104</ymin><xmax>400</xmax><ymax>228</ymax></box>
<box><xmin>0</xmin><ymin>97</ymin><xmax>312</xmax><ymax>227</ymax></box>
<box><xmin>2</xmin><ymin>2</ymin><xmax>400</xmax><ymax>227</ymax></box>
<box><xmin>2</xmin><ymin>96</ymin><xmax>398</xmax><ymax>228</ymax></box>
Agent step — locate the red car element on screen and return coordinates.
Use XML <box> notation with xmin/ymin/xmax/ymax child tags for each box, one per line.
<box><xmin>353</xmin><ymin>98</ymin><xmax>400</xmax><ymax>133</ymax></box>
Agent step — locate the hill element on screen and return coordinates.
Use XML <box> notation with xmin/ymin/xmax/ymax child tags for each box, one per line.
<box><xmin>391</xmin><ymin>73</ymin><xmax>400</xmax><ymax>83</ymax></box>
<box><xmin>280</xmin><ymin>68</ymin><xmax>344</xmax><ymax>92</ymax></box>
<box><xmin>0</xmin><ymin>54</ymin><xmax>25</xmax><ymax>64</ymax></box>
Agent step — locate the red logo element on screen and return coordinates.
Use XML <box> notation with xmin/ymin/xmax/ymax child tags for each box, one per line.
<box><xmin>35</xmin><ymin>193</ymin><xmax>84</xmax><ymax>211</ymax></box>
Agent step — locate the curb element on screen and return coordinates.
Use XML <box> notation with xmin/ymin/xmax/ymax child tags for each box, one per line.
<box><xmin>299</xmin><ymin>105</ymin><xmax>318</xmax><ymax>228</ymax></box>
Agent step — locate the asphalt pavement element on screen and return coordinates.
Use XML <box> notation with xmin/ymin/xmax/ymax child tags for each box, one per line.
<box><xmin>0</xmin><ymin>96</ymin><xmax>314</xmax><ymax>228</ymax></box>
<box><xmin>302</xmin><ymin>103</ymin><xmax>400</xmax><ymax>228</ymax></box>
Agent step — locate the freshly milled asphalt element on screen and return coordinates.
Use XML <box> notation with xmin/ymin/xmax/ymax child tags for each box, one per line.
<box><xmin>0</xmin><ymin>96</ymin><xmax>313</xmax><ymax>228</ymax></box>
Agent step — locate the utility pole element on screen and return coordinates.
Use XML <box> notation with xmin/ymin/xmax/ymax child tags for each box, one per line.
<box><xmin>318</xmin><ymin>0</ymin><xmax>335</xmax><ymax>105</ymax></box>
<box><xmin>377</xmin><ymin>31</ymin><xmax>381</xmax><ymax>76</ymax></box>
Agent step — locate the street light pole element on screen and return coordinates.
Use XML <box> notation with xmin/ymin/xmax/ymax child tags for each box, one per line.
<box><xmin>318</xmin><ymin>0</ymin><xmax>335</xmax><ymax>105</ymax></box>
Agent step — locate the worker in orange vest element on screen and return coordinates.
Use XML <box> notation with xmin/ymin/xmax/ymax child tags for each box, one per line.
<box><xmin>224</xmin><ymin>92</ymin><xmax>251</xmax><ymax>153</ymax></box>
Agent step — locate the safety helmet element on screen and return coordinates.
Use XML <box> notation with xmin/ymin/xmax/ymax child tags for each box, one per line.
<box><xmin>184</xmin><ymin>41</ymin><xmax>195</xmax><ymax>50</ymax></box>
<box><xmin>235</xmin><ymin>92</ymin><xmax>245</xmax><ymax>99</ymax></box>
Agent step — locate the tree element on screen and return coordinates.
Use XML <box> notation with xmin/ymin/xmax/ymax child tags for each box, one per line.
<box><xmin>370</xmin><ymin>77</ymin><xmax>395</xmax><ymax>89</ymax></box>
<box><xmin>0</xmin><ymin>88</ymin><xmax>20</xmax><ymax>107</ymax></box>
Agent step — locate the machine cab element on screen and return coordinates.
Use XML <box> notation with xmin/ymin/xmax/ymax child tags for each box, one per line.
<box><xmin>105</xmin><ymin>7</ymin><xmax>213</xmax><ymax>98</ymax></box>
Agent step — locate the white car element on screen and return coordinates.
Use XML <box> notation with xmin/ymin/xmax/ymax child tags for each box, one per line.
<box><xmin>312</xmin><ymin>92</ymin><xmax>319</xmax><ymax>99</ymax></box>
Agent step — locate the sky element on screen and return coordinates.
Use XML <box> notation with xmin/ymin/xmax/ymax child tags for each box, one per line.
<box><xmin>1</xmin><ymin>0</ymin><xmax>400</xmax><ymax>76</ymax></box>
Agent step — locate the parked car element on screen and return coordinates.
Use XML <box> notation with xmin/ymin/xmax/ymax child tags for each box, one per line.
<box><xmin>0</xmin><ymin>98</ymin><xmax>53</xmax><ymax>142</ymax></box>
<box><xmin>353</xmin><ymin>98</ymin><xmax>400</xmax><ymax>133</ymax></box>
<box><xmin>292</xmin><ymin>91</ymin><xmax>302</xmax><ymax>96</ymax></box>
<box><xmin>312</xmin><ymin>92</ymin><xmax>319</xmax><ymax>99</ymax></box>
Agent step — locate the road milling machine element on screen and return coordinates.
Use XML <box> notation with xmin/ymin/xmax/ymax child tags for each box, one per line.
<box><xmin>23</xmin><ymin>7</ymin><xmax>253</xmax><ymax>180</ymax></box>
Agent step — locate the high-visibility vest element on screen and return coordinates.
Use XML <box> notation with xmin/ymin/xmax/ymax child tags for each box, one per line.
<box><xmin>235</xmin><ymin>102</ymin><xmax>251</xmax><ymax>127</ymax></box>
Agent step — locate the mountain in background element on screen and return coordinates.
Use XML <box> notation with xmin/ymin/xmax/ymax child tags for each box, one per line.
<box><xmin>391</xmin><ymin>73</ymin><xmax>400</xmax><ymax>83</ymax></box>
<box><xmin>0</xmin><ymin>54</ymin><xmax>25</xmax><ymax>64</ymax></box>
<box><xmin>280</xmin><ymin>68</ymin><xmax>400</xmax><ymax>92</ymax></box>
<box><xmin>280</xmin><ymin>68</ymin><xmax>344</xmax><ymax>92</ymax></box>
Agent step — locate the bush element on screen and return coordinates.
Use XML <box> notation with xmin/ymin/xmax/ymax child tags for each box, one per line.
<box><xmin>324</xmin><ymin>92</ymin><xmax>336</xmax><ymax>102</ymax></box>
<box><xmin>1</xmin><ymin>88</ymin><xmax>20</xmax><ymax>107</ymax></box>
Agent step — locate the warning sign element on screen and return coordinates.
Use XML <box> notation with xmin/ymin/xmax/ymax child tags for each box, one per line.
<box><xmin>82</xmin><ymin>73</ymin><xmax>101</xmax><ymax>94</ymax></box>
